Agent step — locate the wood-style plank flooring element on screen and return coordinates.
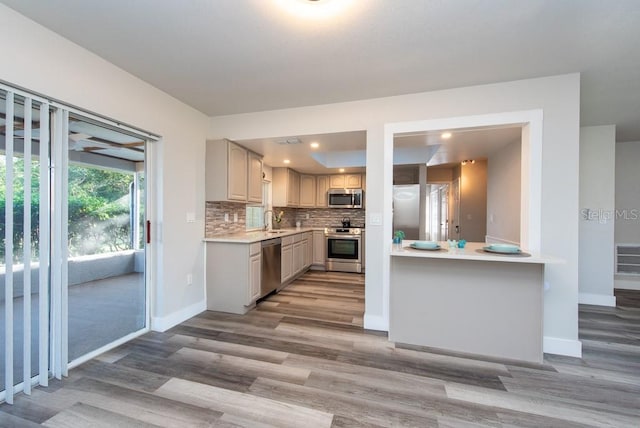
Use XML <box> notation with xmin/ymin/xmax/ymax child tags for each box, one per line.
<box><xmin>1</xmin><ymin>271</ymin><xmax>639</xmax><ymax>427</ymax></box>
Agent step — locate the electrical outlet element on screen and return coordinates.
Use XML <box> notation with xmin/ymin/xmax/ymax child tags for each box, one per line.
<box><xmin>187</xmin><ymin>273</ymin><xmax>193</xmax><ymax>285</ymax></box>
<box><xmin>305</xmin><ymin>213</ymin><xmax>310</xmax><ymax>219</ymax></box>
<box><xmin>233</xmin><ymin>213</ymin><xmax>238</xmax><ymax>223</ymax></box>
<box><xmin>224</xmin><ymin>213</ymin><xmax>229</xmax><ymax>222</ymax></box>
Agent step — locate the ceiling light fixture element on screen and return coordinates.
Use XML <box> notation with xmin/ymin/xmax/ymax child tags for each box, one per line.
<box><xmin>310</xmin><ymin>142</ymin><xmax>319</xmax><ymax>149</ymax></box>
<box><xmin>461</xmin><ymin>159</ymin><xmax>475</xmax><ymax>165</ymax></box>
<box><xmin>441</xmin><ymin>132</ymin><xmax>452</xmax><ymax>139</ymax></box>
<box><xmin>273</xmin><ymin>0</ymin><xmax>355</xmax><ymax>20</ymax></box>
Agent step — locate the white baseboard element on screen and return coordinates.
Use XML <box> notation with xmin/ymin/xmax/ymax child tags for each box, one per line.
<box><xmin>615</xmin><ymin>278</ymin><xmax>640</xmax><ymax>290</ymax></box>
<box><xmin>578</xmin><ymin>292</ymin><xmax>616</xmax><ymax>307</ymax></box>
<box><xmin>363</xmin><ymin>313</ymin><xmax>388</xmax><ymax>331</ymax></box>
<box><xmin>543</xmin><ymin>336</ymin><xmax>582</xmax><ymax>358</ymax></box>
<box><xmin>151</xmin><ymin>300</ymin><xmax>206</xmax><ymax>332</ymax></box>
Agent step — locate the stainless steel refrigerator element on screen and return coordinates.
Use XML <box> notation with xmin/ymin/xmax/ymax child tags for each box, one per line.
<box><xmin>392</xmin><ymin>184</ymin><xmax>423</xmax><ymax>240</ymax></box>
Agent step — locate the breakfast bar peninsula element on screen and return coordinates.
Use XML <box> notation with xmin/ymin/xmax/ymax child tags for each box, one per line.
<box><xmin>390</xmin><ymin>241</ymin><xmax>560</xmax><ymax>363</ymax></box>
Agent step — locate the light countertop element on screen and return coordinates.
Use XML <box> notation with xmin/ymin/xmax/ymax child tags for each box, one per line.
<box><xmin>204</xmin><ymin>227</ymin><xmax>323</xmax><ymax>244</ymax></box>
<box><xmin>391</xmin><ymin>240</ymin><xmax>562</xmax><ymax>264</ymax></box>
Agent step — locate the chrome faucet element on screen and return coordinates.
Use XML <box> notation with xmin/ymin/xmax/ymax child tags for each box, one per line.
<box><xmin>263</xmin><ymin>210</ymin><xmax>273</xmax><ymax>231</ymax></box>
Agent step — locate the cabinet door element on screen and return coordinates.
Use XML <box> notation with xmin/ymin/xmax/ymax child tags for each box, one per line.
<box><xmin>287</xmin><ymin>169</ymin><xmax>300</xmax><ymax>206</ymax></box>
<box><xmin>329</xmin><ymin>174</ymin><xmax>345</xmax><ymax>188</ymax></box>
<box><xmin>247</xmin><ymin>152</ymin><xmax>263</xmax><ymax>203</ymax></box>
<box><xmin>316</xmin><ymin>175</ymin><xmax>329</xmax><ymax>207</ymax></box>
<box><xmin>248</xmin><ymin>254</ymin><xmax>261</xmax><ymax>304</ymax></box>
<box><xmin>304</xmin><ymin>234</ymin><xmax>312</xmax><ymax>268</ymax></box>
<box><xmin>312</xmin><ymin>230</ymin><xmax>326</xmax><ymax>265</ymax></box>
<box><xmin>281</xmin><ymin>244</ymin><xmax>293</xmax><ymax>283</ymax></box>
<box><xmin>345</xmin><ymin>174</ymin><xmax>362</xmax><ymax>188</ymax></box>
<box><xmin>293</xmin><ymin>241</ymin><xmax>304</xmax><ymax>274</ymax></box>
<box><xmin>299</xmin><ymin>175</ymin><xmax>316</xmax><ymax>207</ymax></box>
<box><xmin>227</xmin><ymin>142</ymin><xmax>248</xmax><ymax>201</ymax></box>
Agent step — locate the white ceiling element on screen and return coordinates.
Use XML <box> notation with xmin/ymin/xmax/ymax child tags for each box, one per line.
<box><xmin>237</xmin><ymin>131</ymin><xmax>367</xmax><ymax>174</ymax></box>
<box><xmin>2</xmin><ymin>0</ymin><xmax>639</xmax><ymax>143</ymax></box>
<box><xmin>235</xmin><ymin>125</ymin><xmax>521</xmax><ymax>174</ymax></box>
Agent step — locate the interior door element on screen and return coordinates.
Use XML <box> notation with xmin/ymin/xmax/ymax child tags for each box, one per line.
<box><xmin>439</xmin><ymin>184</ymin><xmax>449</xmax><ymax>240</ymax></box>
<box><xmin>450</xmin><ymin>178</ymin><xmax>460</xmax><ymax>239</ymax></box>
<box><xmin>430</xmin><ymin>187</ymin><xmax>439</xmax><ymax>240</ymax></box>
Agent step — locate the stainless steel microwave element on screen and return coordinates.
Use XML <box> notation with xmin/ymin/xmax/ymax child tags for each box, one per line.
<box><xmin>328</xmin><ymin>189</ymin><xmax>364</xmax><ymax>209</ymax></box>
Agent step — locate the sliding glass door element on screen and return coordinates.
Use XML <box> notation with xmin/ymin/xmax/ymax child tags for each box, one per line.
<box><xmin>65</xmin><ymin>115</ymin><xmax>147</xmax><ymax>363</ymax></box>
<box><xmin>1</xmin><ymin>84</ymin><xmax>152</xmax><ymax>403</ymax></box>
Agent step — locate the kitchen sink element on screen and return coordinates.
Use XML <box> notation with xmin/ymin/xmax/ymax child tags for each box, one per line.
<box><xmin>267</xmin><ymin>230</ymin><xmax>287</xmax><ymax>234</ymax></box>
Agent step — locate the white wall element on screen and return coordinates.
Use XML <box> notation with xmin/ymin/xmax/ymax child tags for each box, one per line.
<box><xmin>614</xmin><ymin>140</ymin><xmax>640</xmax><ymax>291</ymax></box>
<box><xmin>578</xmin><ymin>126</ymin><xmax>616</xmax><ymax>306</ymax></box>
<box><xmin>0</xmin><ymin>5</ymin><xmax>210</xmax><ymax>329</ymax></box>
<box><xmin>459</xmin><ymin>160</ymin><xmax>487</xmax><ymax>242</ymax></box>
<box><xmin>487</xmin><ymin>140</ymin><xmax>521</xmax><ymax>244</ymax></box>
<box><xmin>615</xmin><ymin>141</ymin><xmax>640</xmax><ymax>243</ymax></box>
<box><xmin>209</xmin><ymin>73</ymin><xmax>582</xmax><ymax>357</ymax></box>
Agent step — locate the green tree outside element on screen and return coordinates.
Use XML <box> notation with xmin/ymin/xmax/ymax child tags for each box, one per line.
<box><xmin>1</xmin><ymin>154</ymin><xmax>134</xmax><ymax>265</ymax></box>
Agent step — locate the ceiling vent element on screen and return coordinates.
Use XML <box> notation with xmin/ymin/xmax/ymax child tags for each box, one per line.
<box><xmin>276</xmin><ymin>137</ymin><xmax>302</xmax><ymax>145</ymax></box>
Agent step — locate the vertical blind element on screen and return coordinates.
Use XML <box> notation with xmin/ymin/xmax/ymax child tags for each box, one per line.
<box><xmin>2</xmin><ymin>89</ymin><xmax>51</xmax><ymax>404</ymax></box>
<box><xmin>1</xmin><ymin>81</ymin><xmax>156</xmax><ymax>405</ymax></box>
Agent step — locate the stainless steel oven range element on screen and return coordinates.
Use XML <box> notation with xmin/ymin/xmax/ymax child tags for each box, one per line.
<box><xmin>325</xmin><ymin>227</ymin><xmax>363</xmax><ymax>273</ymax></box>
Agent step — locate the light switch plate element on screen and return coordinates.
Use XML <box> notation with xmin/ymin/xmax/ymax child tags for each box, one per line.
<box><xmin>186</xmin><ymin>212</ymin><xmax>196</xmax><ymax>223</ymax></box>
<box><xmin>370</xmin><ymin>213</ymin><xmax>382</xmax><ymax>226</ymax></box>
<box><xmin>224</xmin><ymin>213</ymin><xmax>229</xmax><ymax>222</ymax></box>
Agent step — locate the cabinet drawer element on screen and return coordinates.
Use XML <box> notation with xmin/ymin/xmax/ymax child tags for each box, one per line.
<box><xmin>249</xmin><ymin>242</ymin><xmax>261</xmax><ymax>256</ymax></box>
<box><xmin>282</xmin><ymin>235</ymin><xmax>295</xmax><ymax>246</ymax></box>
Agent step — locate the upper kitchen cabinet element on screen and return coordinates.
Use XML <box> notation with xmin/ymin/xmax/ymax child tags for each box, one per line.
<box><xmin>247</xmin><ymin>152</ymin><xmax>263</xmax><ymax>203</ymax></box>
<box><xmin>273</xmin><ymin>167</ymin><xmax>300</xmax><ymax>207</ymax></box>
<box><xmin>206</xmin><ymin>139</ymin><xmax>263</xmax><ymax>203</ymax></box>
<box><xmin>330</xmin><ymin>173</ymin><xmax>362</xmax><ymax>189</ymax></box>
<box><xmin>316</xmin><ymin>175</ymin><xmax>330</xmax><ymax>207</ymax></box>
<box><xmin>299</xmin><ymin>175</ymin><xmax>316</xmax><ymax>207</ymax></box>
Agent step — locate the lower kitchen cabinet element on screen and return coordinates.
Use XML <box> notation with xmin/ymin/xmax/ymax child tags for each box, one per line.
<box><xmin>206</xmin><ymin>241</ymin><xmax>262</xmax><ymax>314</ymax></box>
<box><xmin>312</xmin><ymin>230</ymin><xmax>326</xmax><ymax>268</ymax></box>
<box><xmin>304</xmin><ymin>232</ymin><xmax>313</xmax><ymax>268</ymax></box>
<box><xmin>249</xmin><ymin>252</ymin><xmax>261</xmax><ymax>303</ymax></box>
<box><xmin>281</xmin><ymin>239</ymin><xmax>293</xmax><ymax>284</ymax></box>
<box><xmin>293</xmin><ymin>241</ymin><xmax>304</xmax><ymax>274</ymax></box>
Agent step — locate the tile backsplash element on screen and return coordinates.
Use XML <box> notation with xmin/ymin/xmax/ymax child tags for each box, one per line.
<box><xmin>205</xmin><ymin>202</ymin><xmax>366</xmax><ymax>237</ymax></box>
<box><xmin>289</xmin><ymin>208</ymin><xmax>366</xmax><ymax>228</ymax></box>
<box><xmin>205</xmin><ymin>202</ymin><xmax>247</xmax><ymax>236</ymax></box>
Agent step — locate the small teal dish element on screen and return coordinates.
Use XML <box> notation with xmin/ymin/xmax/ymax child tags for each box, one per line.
<box><xmin>483</xmin><ymin>244</ymin><xmax>521</xmax><ymax>254</ymax></box>
<box><xmin>410</xmin><ymin>241</ymin><xmax>440</xmax><ymax>250</ymax></box>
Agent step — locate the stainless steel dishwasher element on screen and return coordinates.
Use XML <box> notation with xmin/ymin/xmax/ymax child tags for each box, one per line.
<box><xmin>260</xmin><ymin>238</ymin><xmax>282</xmax><ymax>298</ymax></box>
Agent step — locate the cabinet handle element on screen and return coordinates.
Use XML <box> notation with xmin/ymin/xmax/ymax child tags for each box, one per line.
<box><xmin>146</xmin><ymin>220</ymin><xmax>151</xmax><ymax>244</ymax></box>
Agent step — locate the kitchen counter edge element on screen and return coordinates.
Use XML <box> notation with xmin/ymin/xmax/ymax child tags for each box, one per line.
<box><xmin>391</xmin><ymin>241</ymin><xmax>563</xmax><ymax>264</ymax></box>
<box><xmin>203</xmin><ymin>227</ymin><xmax>324</xmax><ymax>244</ymax></box>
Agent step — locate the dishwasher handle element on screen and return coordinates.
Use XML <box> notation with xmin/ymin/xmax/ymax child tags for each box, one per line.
<box><xmin>262</xmin><ymin>237</ymin><xmax>282</xmax><ymax>247</ymax></box>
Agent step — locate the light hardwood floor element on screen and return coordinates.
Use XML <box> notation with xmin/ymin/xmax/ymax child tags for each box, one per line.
<box><xmin>1</xmin><ymin>271</ymin><xmax>639</xmax><ymax>427</ymax></box>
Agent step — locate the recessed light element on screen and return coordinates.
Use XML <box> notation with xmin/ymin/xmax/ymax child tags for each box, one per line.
<box><xmin>310</xmin><ymin>142</ymin><xmax>319</xmax><ymax>149</ymax></box>
<box><xmin>339</xmin><ymin>168</ymin><xmax>345</xmax><ymax>173</ymax></box>
<box><xmin>284</xmin><ymin>159</ymin><xmax>291</xmax><ymax>164</ymax></box>
<box><xmin>441</xmin><ymin>132</ymin><xmax>452</xmax><ymax>139</ymax></box>
<box><xmin>274</xmin><ymin>0</ymin><xmax>354</xmax><ymax>20</ymax></box>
